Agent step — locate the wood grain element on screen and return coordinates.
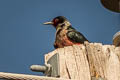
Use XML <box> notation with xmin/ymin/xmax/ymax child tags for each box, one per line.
<box><xmin>45</xmin><ymin>42</ymin><xmax>120</xmax><ymax>80</ymax></box>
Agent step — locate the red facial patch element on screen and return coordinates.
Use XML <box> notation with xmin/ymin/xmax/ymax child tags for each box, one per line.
<box><xmin>53</xmin><ymin>19</ymin><xmax>59</xmax><ymax>26</ymax></box>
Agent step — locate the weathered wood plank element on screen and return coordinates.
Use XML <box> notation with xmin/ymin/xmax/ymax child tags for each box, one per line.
<box><xmin>85</xmin><ymin>43</ymin><xmax>107</xmax><ymax>78</ymax></box>
<box><xmin>45</xmin><ymin>42</ymin><xmax>120</xmax><ymax>80</ymax></box>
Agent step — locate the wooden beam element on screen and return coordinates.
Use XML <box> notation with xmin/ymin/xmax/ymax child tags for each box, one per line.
<box><xmin>45</xmin><ymin>42</ymin><xmax>120</xmax><ymax>80</ymax></box>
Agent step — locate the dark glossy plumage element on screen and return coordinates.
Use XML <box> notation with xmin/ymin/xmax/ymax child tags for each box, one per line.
<box><xmin>67</xmin><ymin>26</ymin><xmax>88</xmax><ymax>43</ymax></box>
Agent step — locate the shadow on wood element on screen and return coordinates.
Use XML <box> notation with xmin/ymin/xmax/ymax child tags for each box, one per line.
<box><xmin>45</xmin><ymin>42</ymin><xmax>120</xmax><ymax>80</ymax></box>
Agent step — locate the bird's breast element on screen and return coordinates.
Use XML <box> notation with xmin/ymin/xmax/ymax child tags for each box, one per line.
<box><xmin>54</xmin><ymin>29</ymin><xmax>80</xmax><ymax>48</ymax></box>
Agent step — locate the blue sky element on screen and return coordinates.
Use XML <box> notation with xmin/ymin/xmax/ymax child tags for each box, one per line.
<box><xmin>0</xmin><ymin>0</ymin><xmax>119</xmax><ymax>76</ymax></box>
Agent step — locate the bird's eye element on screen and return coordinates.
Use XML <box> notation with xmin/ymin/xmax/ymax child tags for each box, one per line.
<box><xmin>52</xmin><ymin>18</ymin><xmax>61</xmax><ymax>26</ymax></box>
<box><xmin>54</xmin><ymin>19</ymin><xmax>59</xmax><ymax>23</ymax></box>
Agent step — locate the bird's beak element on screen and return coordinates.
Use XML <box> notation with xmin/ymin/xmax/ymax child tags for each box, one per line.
<box><xmin>43</xmin><ymin>22</ymin><xmax>53</xmax><ymax>25</ymax></box>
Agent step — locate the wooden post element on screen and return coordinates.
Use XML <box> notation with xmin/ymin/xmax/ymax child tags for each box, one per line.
<box><xmin>45</xmin><ymin>42</ymin><xmax>120</xmax><ymax>80</ymax></box>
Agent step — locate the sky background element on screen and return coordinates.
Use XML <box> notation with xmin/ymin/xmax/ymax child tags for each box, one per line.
<box><xmin>0</xmin><ymin>0</ymin><xmax>120</xmax><ymax>76</ymax></box>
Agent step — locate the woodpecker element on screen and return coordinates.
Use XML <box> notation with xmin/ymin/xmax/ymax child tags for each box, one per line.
<box><xmin>44</xmin><ymin>16</ymin><xmax>89</xmax><ymax>49</ymax></box>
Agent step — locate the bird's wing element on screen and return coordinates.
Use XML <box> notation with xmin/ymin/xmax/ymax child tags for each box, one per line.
<box><xmin>67</xmin><ymin>30</ymin><xmax>88</xmax><ymax>43</ymax></box>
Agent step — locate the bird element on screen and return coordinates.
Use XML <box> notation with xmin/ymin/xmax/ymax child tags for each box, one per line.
<box><xmin>43</xmin><ymin>16</ymin><xmax>89</xmax><ymax>49</ymax></box>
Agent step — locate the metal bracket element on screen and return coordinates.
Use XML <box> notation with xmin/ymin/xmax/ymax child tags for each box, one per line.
<box><xmin>47</xmin><ymin>53</ymin><xmax>60</xmax><ymax>77</ymax></box>
<box><xmin>30</xmin><ymin>53</ymin><xmax>60</xmax><ymax>77</ymax></box>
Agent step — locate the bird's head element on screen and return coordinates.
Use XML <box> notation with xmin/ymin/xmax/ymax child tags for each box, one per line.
<box><xmin>44</xmin><ymin>16</ymin><xmax>71</xmax><ymax>29</ymax></box>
